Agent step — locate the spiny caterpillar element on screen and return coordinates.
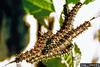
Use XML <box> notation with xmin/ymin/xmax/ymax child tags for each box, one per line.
<box><xmin>22</xmin><ymin>20</ymin><xmax>92</xmax><ymax>63</ymax></box>
<box><xmin>63</xmin><ymin>2</ymin><xmax>82</xmax><ymax>27</ymax></box>
<box><xmin>55</xmin><ymin>2</ymin><xmax>82</xmax><ymax>40</ymax></box>
<box><xmin>42</xmin><ymin>2</ymin><xmax>83</xmax><ymax>54</ymax></box>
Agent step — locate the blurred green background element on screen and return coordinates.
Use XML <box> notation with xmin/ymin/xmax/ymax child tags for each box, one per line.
<box><xmin>0</xmin><ymin>0</ymin><xmax>29</xmax><ymax>61</ymax></box>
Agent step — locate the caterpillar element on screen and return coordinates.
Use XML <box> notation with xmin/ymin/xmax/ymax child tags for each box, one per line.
<box><xmin>42</xmin><ymin>2</ymin><xmax>83</xmax><ymax>54</ymax></box>
<box><xmin>50</xmin><ymin>2</ymin><xmax>82</xmax><ymax>43</ymax></box>
<box><xmin>62</xmin><ymin>2</ymin><xmax>82</xmax><ymax>31</ymax></box>
<box><xmin>24</xmin><ymin>20</ymin><xmax>91</xmax><ymax>64</ymax></box>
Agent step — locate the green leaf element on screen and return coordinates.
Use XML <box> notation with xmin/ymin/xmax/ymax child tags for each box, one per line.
<box><xmin>63</xmin><ymin>52</ymin><xmax>74</xmax><ymax>67</ymax></box>
<box><xmin>29</xmin><ymin>0</ymin><xmax>54</xmax><ymax>11</ymax></box>
<box><xmin>74</xmin><ymin>43</ymin><xmax>81</xmax><ymax>54</ymax></box>
<box><xmin>66</xmin><ymin>0</ymin><xmax>80</xmax><ymax>4</ymax></box>
<box><xmin>22</xmin><ymin>0</ymin><xmax>55</xmax><ymax>26</ymax></box>
<box><xmin>22</xmin><ymin>0</ymin><xmax>54</xmax><ymax>14</ymax></box>
<box><xmin>22</xmin><ymin>0</ymin><xmax>41</xmax><ymax>14</ymax></box>
<box><xmin>42</xmin><ymin>58</ymin><xmax>66</xmax><ymax>67</ymax></box>
<box><xmin>59</xmin><ymin>13</ymin><xmax>64</xmax><ymax>27</ymax></box>
<box><xmin>84</xmin><ymin>0</ymin><xmax>94</xmax><ymax>4</ymax></box>
<box><xmin>73</xmin><ymin>43</ymin><xmax>81</xmax><ymax>67</ymax></box>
